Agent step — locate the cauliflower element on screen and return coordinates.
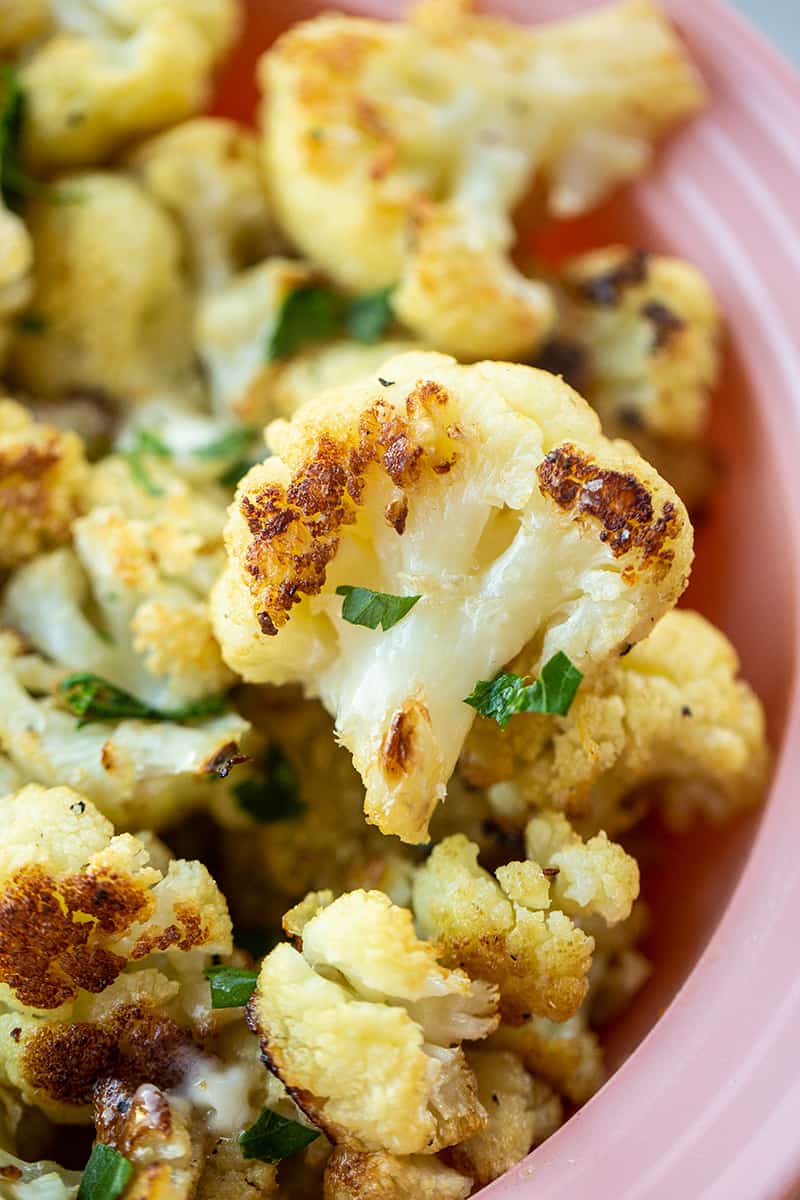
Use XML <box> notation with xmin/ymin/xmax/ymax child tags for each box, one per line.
<box><xmin>0</xmin><ymin>630</ymin><xmax>248</xmax><ymax>831</ymax></box>
<box><xmin>5</xmin><ymin>451</ymin><xmax>234</xmax><ymax>710</ymax></box>
<box><xmin>127</xmin><ymin>119</ymin><xmax>273</xmax><ymax>293</ymax></box>
<box><xmin>0</xmin><ymin>0</ymin><xmax>48</xmax><ymax>53</ymax></box>
<box><xmin>246</xmin><ymin>890</ymin><xmax>498</xmax><ymax>1156</ymax></box>
<box><xmin>0</xmin><ymin>400</ymin><xmax>88</xmax><ymax>570</ymax></box>
<box><xmin>413</xmin><ymin>833</ymin><xmax>597</xmax><ymax>1024</ymax></box>
<box><xmin>525</xmin><ymin>811</ymin><xmax>640</xmax><ymax>924</ymax></box>
<box><xmin>0</xmin><ymin>784</ymin><xmax>232</xmax><ymax>1120</ymax></box>
<box><xmin>488</xmin><ymin>1011</ymin><xmax>604</xmax><ymax>1106</ymax></box>
<box><xmin>269</xmin><ymin>339</ymin><xmax>422</xmax><ymax>423</ymax></box>
<box><xmin>323</xmin><ymin>1148</ymin><xmax>470</xmax><ymax>1200</ymax></box>
<box><xmin>9</xmin><ymin>173</ymin><xmax>197</xmax><ymax>407</ymax></box>
<box><xmin>259</xmin><ymin>0</ymin><xmax>704</xmax><ymax>359</ymax></box>
<box><xmin>194</xmin><ymin>259</ymin><xmax>316</xmax><ymax>426</ymax></box>
<box><xmin>0</xmin><ymin>1151</ymin><xmax>80</xmax><ymax>1200</ymax></box>
<box><xmin>447</xmin><ymin>1049</ymin><xmax>562</xmax><ymax>1186</ymax></box>
<box><xmin>462</xmin><ymin>609</ymin><xmax>769</xmax><ymax>836</ymax></box>
<box><xmin>539</xmin><ymin>247</ymin><xmax>721</xmax><ymax>507</ymax></box>
<box><xmin>212</xmin><ymin>351</ymin><xmax>693</xmax><ymax>842</ymax></box>
<box><xmin>0</xmin><ymin>206</ymin><xmax>32</xmax><ymax>369</ymax></box>
<box><xmin>20</xmin><ymin>0</ymin><xmax>239</xmax><ymax>170</ymax></box>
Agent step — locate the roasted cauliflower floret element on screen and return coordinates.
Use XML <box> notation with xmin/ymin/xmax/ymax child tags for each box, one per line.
<box><xmin>269</xmin><ymin>338</ymin><xmax>421</xmax><ymax>423</ymax></box>
<box><xmin>447</xmin><ymin>1049</ymin><xmax>562</xmax><ymax>1186</ymax></box>
<box><xmin>247</xmin><ymin>890</ymin><xmax>498</xmax><ymax>1156</ymax></box>
<box><xmin>128</xmin><ymin>119</ymin><xmax>273</xmax><ymax>292</ymax></box>
<box><xmin>212</xmin><ymin>351</ymin><xmax>693</xmax><ymax>842</ymax></box>
<box><xmin>0</xmin><ymin>206</ymin><xmax>33</xmax><ymax>367</ymax></box>
<box><xmin>0</xmin><ymin>784</ymin><xmax>232</xmax><ymax>1120</ymax></box>
<box><xmin>0</xmin><ymin>1150</ymin><xmax>80</xmax><ymax>1200</ymax></box>
<box><xmin>0</xmin><ymin>630</ymin><xmax>248</xmax><ymax>831</ymax></box>
<box><xmin>20</xmin><ymin>0</ymin><xmax>239</xmax><ymax>169</ymax></box>
<box><xmin>413</xmin><ymin>833</ymin><xmax>604</xmax><ymax>1024</ymax></box>
<box><xmin>195</xmin><ymin>259</ymin><xmax>316</xmax><ymax>426</ymax></box>
<box><xmin>5</xmin><ymin>450</ymin><xmax>234</xmax><ymax>709</ymax></box>
<box><xmin>323</xmin><ymin>1148</ymin><xmax>470</xmax><ymax>1200</ymax></box>
<box><xmin>463</xmin><ymin>610</ymin><xmax>768</xmax><ymax>836</ymax></box>
<box><xmin>260</xmin><ymin>0</ymin><xmax>703</xmax><ymax>359</ymax></box>
<box><xmin>0</xmin><ymin>0</ymin><xmax>48</xmax><ymax>53</ymax></box>
<box><xmin>9</xmin><ymin>173</ymin><xmax>197</xmax><ymax>407</ymax></box>
<box><xmin>0</xmin><ymin>400</ymin><xmax>88</xmax><ymax>570</ymax></box>
<box><xmin>537</xmin><ymin>247</ymin><xmax>721</xmax><ymax>508</ymax></box>
<box><xmin>525</xmin><ymin>811</ymin><xmax>640</xmax><ymax>924</ymax></box>
<box><xmin>488</xmin><ymin>1011</ymin><xmax>604</xmax><ymax>1106</ymax></box>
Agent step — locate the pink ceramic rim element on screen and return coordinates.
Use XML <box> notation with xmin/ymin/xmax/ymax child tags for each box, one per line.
<box><xmin>484</xmin><ymin>2</ymin><xmax>800</xmax><ymax>1197</ymax></box>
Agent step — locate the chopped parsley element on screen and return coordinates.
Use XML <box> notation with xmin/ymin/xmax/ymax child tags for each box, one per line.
<box><xmin>0</xmin><ymin>67</ymin><xmax>77</xmax><ymax>211</ymax></box>
<box><xmin>336</xmin><ymin>585</ymin><xmax>420</xmax><ymax>632</ymax></box>
<box><xmin>233</xmin><ymin>744</ymin><xmax>306</xmax><ymax>823</ymax></box>
<box><xmin>77</xmin><ymin>1144</ymin><xmax>132</xmax><ymax>1200</ymax></box>
<box><xmin>193</xmin><ymin>426</ymin><xmax>257</xmax><ymax>461</ymax></box>
<box><xmin>239</xmin><ymin>1108</ymin><xmax>319</xmax><ymax>1164</ymax></box>
<box><xmin>61</xmin><ymin>673</ymin><xmax>229</xmax><ymax>727</ymax></box>
<box><xmin>464</xmin><ymin>652</ymin><xmax>583</xmax><ymax>728</ymax></box>
<box><xmin>267</xmin><ymin>285</ymin><xmax>343</xmax><ymax>360</ymax></box>
<box><xmin>122</xmin><ymin>429</ymin><xmax>171</xmax><ymax>497</ymax></box>
<box><xmin>267</xmin><ymin>283</ymin><xmax>397</xmax><ymax>360</ymax></box>
<box><xmin>345</xmin><ymin>286</ymin><xmax>395</xmax><ymax>344</ymax></box>
<box><xmin>204</xmin><ymin>964</ymin><xmax>259</xmax><ymax>1009</ymax></box>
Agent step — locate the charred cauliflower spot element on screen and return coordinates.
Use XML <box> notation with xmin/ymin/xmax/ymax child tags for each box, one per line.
<box><xmin>539</xmin><ymin>247</ymin><xmax>721</xmax><ymax>508</ymax></box>
<box><xmin>128</xmin><ymin>118</ymin><xmax>274</xmax><ymax>293</ymax></box>
<box><xmin>246</xmin><ymin>890</ymin><xmax>498</xmax><ymax>1156</ymax></box>
<box><xmin>20</xmin><ymin>0</ymin><xmax>239</xmax><ymax>170</ymax></box>
<box><xmin>463</xmin><ymin>610</ymin><xmax>768</xmax><ymax>836</ymax></box>
<box><xmin>0</xmin><ymin>401</ymin><xmax>88</xmax><ymax>570</ymax></box>
<box><xmin>259</xmin><ymin>0</ymin><xmax>704</xmax><ymax>359</ymax></box>
<box><xmin>323</xmin><ymin>1147</ymin><xmax>470</xmax><ymax>1200</ymax></box>
<box><xmin>9</xmin><ymin>173</ymin><xmax>197</xmax><ymax>408</ymax></box>
<box><xmin>212</xmin><ymin>352</ymin><xmax>692</xmax><ymax>842</ymax></box>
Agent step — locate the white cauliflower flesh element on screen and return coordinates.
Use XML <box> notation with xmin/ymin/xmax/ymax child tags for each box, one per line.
<box><xmin>247</xmin><ymin>890</ymin><xmax>498</xmax><ymax>1155</ymax></box>
<box><xmin>20</xmin><ymin>0</ymin><xmax>239</xmax><ymax>170</ymax></box>
<box><xmin>0</xmin><ymin>202</ymin><xmax>32</xmax><ymax>366</ymax></box>
<box><xmin>9</xmin><ymin>173</ymin><xmax>197</xmax><ymax>407</ymax></box>
<box><xmin>323</xmin><ymin>1148</ymin><xmax>470</xmax><ymax>1200</ymax></box>
<box><xmin>0</xmin><ymin>400</ymin><xmax>88</xmax><ymax>570</ymax></box>
<box><xmin>413</xmin><ymin>833</ymin><xmax>600</xmax><ymax>1024</ymax></box>
<box><xmin>0</xmin><ymin>784</ymin><xmax>232</xmax><ymax>1120</ymax></box>
<box><xmin>5</xmin><ymin>452</ymin><xmax>234</xmax><ymax>710</ymax></box>
<box><xmin>194</xmin><ymin>259</ymin><xmax>316</xmax><ymax>426</ymax></box>
<box><xmin>260</xmin><ymin>0</ymin><xmax>704</xmax><ymax>359</ymax></box>
<box><xmin>127</xmin><ymin>118</ymin><xmax>274</xmax><ymax>292</ymax></box>
<box><xmin>488</xmin><ymin>1011</ymin><xmax>604</xmax><ymax>1106</ymax></box>
<box><xmin>212</xmin><ymin>351</ymin><xmax>693</xmax><ymax>842</ymax></box>
<box><xmin>0</xmin><ymin>631</ymin><xmax>248</xmax><ymax>831</ymax></box>
<box><xmin>448</xmin><ymin>1049</ymin><xmax>562</xmax><ymax>1187</ymax></box>
<box><xmin>525</xmin><ymin>811</ymin><xmax>640</xmax><ymax>924</ymax></box>
<box><xmin>0</xmin><ymin>1150</ymin><xmax>80</xmax><ymax>1200</ymax></box>
<box><xmin>463</xmin><ymin>609</ymin><xmax>769</xmax><ymax>836</ymax></box>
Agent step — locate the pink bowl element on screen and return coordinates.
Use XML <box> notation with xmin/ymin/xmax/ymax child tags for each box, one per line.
<box><xmin>215</xmin><ymin>3</ymin><xmax>800</xmax><ymax>1195</ymax></box>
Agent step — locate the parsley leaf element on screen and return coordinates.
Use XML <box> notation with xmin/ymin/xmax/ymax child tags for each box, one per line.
<box><xmin>61</xmin><ymin>673</ymin><xmax>230</xmax><ymax>727</ymax></box>
<box><xmin>193</xmin><ymin>427</ymin><xmax>257</xmax><ymax>461</ymax></box>
<box><xmin>346</xmin><ymin>286</ymin><xmax>394</xmax><ymax>344</ymax></box>
<box><xmin>204</xmin><ymin>964</ymin><xmax>259</xmax><ymax>1009</ymax></box>
<box><xmin>267</xmin><ymin>286</ymin><xmax>343</xmax><ymax>361</ymax></box>
<box><xmin>233</xmin><ymin>744</ymin><xmax>306</xmax><ymax>823</ymax></box>
<box><xmin>0</xmin><ymin>66</ymin><xmax>27</xmax><ymax>213</ymax></box>
<box><xmin>77</xmin><ymin>1144</ymin><xmax>132</xmax><ymax>1200</ymax></box>
<box><xmin>239</xmin><ymin>1109</ymin><xmax>319</xmax><ymax>1164</ymax></box>
<box><xmin>336</xmin><ymin>585</ymin><xmax>420</xmax><ymax>631</ymax></box>
<box><xmin>464</xmin><ymin>652</ymin><xmax>583</xmax><ymax>728</ymax></box>
<box><xmin>122</xmin><ymin>429</ymin><xmax>171</xmax><ymax>497</ymax></box>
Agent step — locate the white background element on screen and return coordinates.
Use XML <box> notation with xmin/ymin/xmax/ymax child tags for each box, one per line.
<box><xmin>731</xmin><ymin>1</ymin><xmax>800</xmax><ymax>64</ymax></box>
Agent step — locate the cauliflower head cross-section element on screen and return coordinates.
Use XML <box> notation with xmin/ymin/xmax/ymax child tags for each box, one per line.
<box><xmin>247</xmin><ymin>890</ymin><xmax>498</xmax><ymax>1156</ymax></box>
<box><xmin>259</xmin><ymin>0</ymin><xmax>704</xmax><ymax>359</ymax></box>
<box><xmin>213</xmin><ymin>352</ymin><xmax>693</xmax><ymax>842</ymax></box>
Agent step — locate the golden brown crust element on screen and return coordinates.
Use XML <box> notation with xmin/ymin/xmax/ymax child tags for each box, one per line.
<box><xmin>380</xmin><ymin>702</ymin><xmax>431</xmax><ymax>781</ymax></box>
<box><xmin>537</xmin><ymin>443</ymin><xmax>680</xmax><ymax>579</ymax></box>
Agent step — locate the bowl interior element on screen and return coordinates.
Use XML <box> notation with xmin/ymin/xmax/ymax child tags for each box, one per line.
<box><xmin>213</xmin><ymin>0</ymin><xmax>796</xmax><ymax>1077</ymax></box>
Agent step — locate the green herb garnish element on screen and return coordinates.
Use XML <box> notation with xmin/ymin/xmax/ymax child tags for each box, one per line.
<box><xmin>0</xmin><ymin>67</ymin><xmax>79</xmax><ymax>210</ymax></box>
<box><xmin>346</xmin><ymin>286</ymin><xmax>394</xmax><ymax>344</ymax></box>
<box><xmin>267</xmin><ymin>286</ymin><xmax>343</xmax><ymax>361</ymax></box>
<box><xmin>233</xmin><ymin>744</ymin><xmax>306</xmax><ymax>823</ymax></box>
<box><xmin>464</xmin><ymin>652</ymin><xmax>583</xmax><ymax>728</ymax></box>
<box><xmin>77</xmin><ymin>1144</ymin><xmax>132</xmax><ymax>1200</ymax></box>
<box><xmin>204</xmin><ymin>965</ymin><xmax>259</xmax><ymax>1009</ymax></box>
<box><xmin>239</xmin><ymin>1109</ymin><xmax>319</xmax><ymax>1164</ymax></box>
<box><xmin>61</xmin><ymin>673</ymin><xmax>229</xmax><ymax>727</ymax></box>
<box><xmin>193</xmin><ymin>427</ymin><xmax>257</xmax><ymax>461</ymax></box>
<box><xmin>122</xmin><ymin>429</ymin><xmax>171</xmax><ymax>497</ymax></box>
<box><xmin>336</xmin><ymin>585</ymin><xmax>420</xmax><ymax>632</ymax></box>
